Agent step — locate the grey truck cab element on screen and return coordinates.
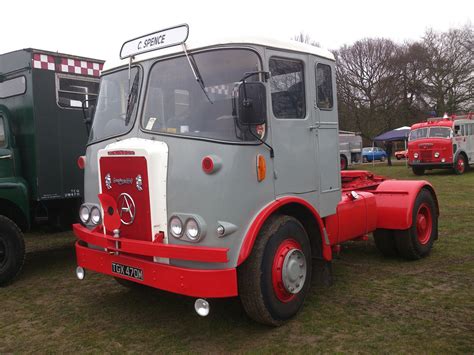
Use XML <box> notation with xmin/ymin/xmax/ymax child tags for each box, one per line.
<box><xmin>0</xmin><ymin>49</ymin><xmax>103</xmax><ymax>285</ymax></box>
<box><xmin>75</xmin><ymin>25</ymin><xmax>439</xmax><ymax>325</ymax></box>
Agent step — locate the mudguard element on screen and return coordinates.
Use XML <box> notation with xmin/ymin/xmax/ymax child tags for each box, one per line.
<box><xmin>374</xmin><ymin>180</ymin><xmax>439</xmax><ymax>230</ymax></box>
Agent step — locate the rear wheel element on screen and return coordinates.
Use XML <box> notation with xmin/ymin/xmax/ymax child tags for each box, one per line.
<box><xmin>238</xmin><ymin>215</ymin><xmax>312</xmax><ymax>326</ymax></box>
<box><xmin>340</xmin><ymin>155</ymin><xmax>348</xmax><ymax>171</ymax></box>
<box><xmin>396</xmin><ymin>155</ymin><xmax>401</xmax><ymax>160</ymax></box>
<box><xmin>412</xmin><ymin>166</ymin><xmax>425</xmax><ymax>176</ymax></box>
<box><xmin>395</xmin><ymin>189</ymin><xmax>437</xmax><ymax>260</ymax></box>
<box><xmin>373</xmin><ymin>229</ymin><xmax>397</xmax><ymax>257</ymax></box>
<box><xmin>0</xmin><ymin>216</ymin><xmax>26</xmax><ymax>286</ymax></box>
<box><xmin>454</xmin><ymin>154</ymin><xmax>467</xmax><ymax>175</ymax></box>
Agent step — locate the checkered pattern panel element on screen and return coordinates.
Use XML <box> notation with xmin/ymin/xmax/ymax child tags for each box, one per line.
<box><xmin>32</xmin><ymin>53</ymin><xmax>103</xmax><ymax>77</ymax></box>
<box><xmin>59</xmin><ymin>58</ymin><xmax>103</xmax><ymax>77</ymax></box>
<box><xmin>205</xmin><ymin>83</ymin><xmax>240</xmax><ymax>98</ymax></box>
<box><xmin>32</xmin><ymin>53</ymin><xmax>55</xmax><ymax>71</ymax></box>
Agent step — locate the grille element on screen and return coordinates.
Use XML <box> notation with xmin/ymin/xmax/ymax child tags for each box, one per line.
<box><xmin>420</xmin><ymin>150</ymin><xmax>433</xmax><ymax>162</ymax></box>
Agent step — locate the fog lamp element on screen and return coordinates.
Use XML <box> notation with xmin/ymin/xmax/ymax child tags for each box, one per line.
<box><xmin>76</xmin><ymin>266</ymin><xmax>85</xmax><ymax>280</ymax></box>
<box><xmin>79</xmin><ymin>205</ymin><xmax>90</xmax><ymax>224</ymax></box>
<box><xmin>170</xmin><ymin>217</ymin><xmax>183</xmax><ymax>238</ymax></box>
<box><xmin>185</xmin><ymin>218</ymin><xmax>200</xmax><ymax>241</ymax></box>
<box><xmin>90</xmin><ymin>206</ymin><xmax>102</xmax><ymax>225</ymax></box>
<box><xmin>434</xmin><ymin>152</ymin><xmax>440</xmax><ymax>158</ymax></box>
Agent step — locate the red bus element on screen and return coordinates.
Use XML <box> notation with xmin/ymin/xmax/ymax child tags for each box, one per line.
<box><xmin>408</xmin><ymin>113</ymin><xmax>474</xmax><ymax>175</ymax></box>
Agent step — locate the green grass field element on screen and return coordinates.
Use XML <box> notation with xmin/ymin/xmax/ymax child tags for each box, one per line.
<box><xmin>1</xmin><ymin>163</ymin><xmax>473</xmax><ymax>353</ymax></box>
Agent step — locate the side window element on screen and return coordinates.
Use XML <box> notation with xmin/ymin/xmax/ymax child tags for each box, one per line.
<box><xmin>269</xmin><ymin>58</ymin><xmax>305</xmax><ymax>119</ymax></box>
<box><xmin>56</xmin><ymin>74</ymin><xmax>100</xmax><ymax>109</ymax></box>
<box><xmin>0</xmin><ymin>118</ymin><xmax>6</xmax><ymax>147</ymax></box>
<box><xmin>0</xmin><ymin>76</ymin><xmax>26</xmax><ymax>99</ymax></box>
<box><xmin>461</xmin><ymin>125</ymin><xmax>465</xmax><ymax>136</ymax></box>
<box><xmin>316</xmin><ymin>63</ymin><xmax>333</xmax><ymax>109</ymax></box>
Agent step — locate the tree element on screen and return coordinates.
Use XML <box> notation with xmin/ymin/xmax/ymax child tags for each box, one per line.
<box><xmin>292</xmin><ymin>33</ymin><xmax>320</xmax><ymax>47</ymax></box>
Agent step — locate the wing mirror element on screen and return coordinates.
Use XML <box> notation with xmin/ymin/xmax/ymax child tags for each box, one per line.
<box><xmin>237</xmin><ymin>82</ymin><xmax>267</xmax><ymax>126</ymax></box>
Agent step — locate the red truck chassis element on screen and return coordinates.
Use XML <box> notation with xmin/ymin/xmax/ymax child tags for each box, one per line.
<box><xmin>75</xmin><ymin>170</ymin><xmax>438</xmax><ymax>299</ymax></box>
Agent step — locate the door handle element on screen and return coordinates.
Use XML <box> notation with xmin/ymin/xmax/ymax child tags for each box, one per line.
<box><xmin>0</xmin><ymin>154</ymin><xmax>12</xmax><ymax>159</ymax></box>
<box><xmin>309</xmin><ymin>125</ymin><xmax>317</xmax><ymax>131</ymax></box>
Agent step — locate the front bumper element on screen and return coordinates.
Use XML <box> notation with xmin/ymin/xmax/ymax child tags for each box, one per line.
<box><xmin>74</xmin><ymin>224</ymin><xmax>238</xmax><ymax>298</ymax></box>
<box><xmin>408</xmin><ymin>162</ymin><xmax>453</xmax><ymax>169</ymax></box>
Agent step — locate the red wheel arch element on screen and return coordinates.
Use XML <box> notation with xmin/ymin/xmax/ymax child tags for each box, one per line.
<box><xmin>237</xmin><ymin>197</ymin><xmax>331</xmax><ymax>266</ymax></box>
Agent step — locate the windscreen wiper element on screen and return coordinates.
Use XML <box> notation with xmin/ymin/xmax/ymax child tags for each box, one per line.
<box><xmin>125</xmin><ymin>72</ymin><xmax>140</xmax><ymax>125</ymax></box>
<box><xmin>182</xmin><ymin>44</ymin><xmax>213</xmax><ymax>104</ymax></box>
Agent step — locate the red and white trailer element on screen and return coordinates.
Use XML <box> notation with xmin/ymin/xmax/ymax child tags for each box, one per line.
<box><xmin>408</xmin><ymin>113</ymin><xmax>474</xmax><ymax>175</ymax></box>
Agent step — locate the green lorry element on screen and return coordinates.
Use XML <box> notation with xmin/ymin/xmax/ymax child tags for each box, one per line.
<box><xmin>0</xmin><ymin>49</ymin><xmax>103</xmax><ymax>285</ymax></box>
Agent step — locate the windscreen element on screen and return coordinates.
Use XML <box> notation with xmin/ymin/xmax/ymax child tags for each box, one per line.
<box><xmin>88</xmin><ymin>67</ymin><xmax>140</xmax><ymax>143</ymax></box>
<box><xmin>429</xmin><ymin>127</ymin><xmax>452</xmax><ymax>138</ymax></box>
<box><xmin>142</xmin><ymin>49</ymin><xmax>262</xmax><ymax>142</ymax></box>
<box><xmin>409</xmin><ymin>128</ymin><xmax>428</xmax><ymax>141</ymax></box>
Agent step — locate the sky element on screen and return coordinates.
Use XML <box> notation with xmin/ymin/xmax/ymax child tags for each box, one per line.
<box><xmin>0</xmin><ymin>0</ymin><xmax>472</xmax><ymax>62</ymax></box>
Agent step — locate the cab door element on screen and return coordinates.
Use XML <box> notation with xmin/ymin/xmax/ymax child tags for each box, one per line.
<box><xmin>311</xmin><ymin>59</ymin><xmax>341</xmax><ymax>217</ymax></box>
<box><xmin>266</xmin><ymin>50</ymin><xmax>319</xmax><ymax>208</ymax></box>
<box><xmin>0</xmin><ymin>115</ymin><xmax>15</xmax><ymax>178</ymax></box>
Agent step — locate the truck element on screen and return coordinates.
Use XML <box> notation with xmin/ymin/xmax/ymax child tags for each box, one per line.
<box><xmin>73</xmin><ymin>25</ymin><xmax>439</xmax><ymax>326</ymax></box>
<box><xmin>0</xmin><ymin>49</ymin><xmax>103</xmax><ymax>285</ymax></box>
<box><xmin>408</xmin><ymin>113</ymin><xmax>473</xmax><ymax>175</ymax></box>
<box><xmin>339</xmin><ymin>130</ymin><xmax>362</xmax><ymax>170</ymax></box>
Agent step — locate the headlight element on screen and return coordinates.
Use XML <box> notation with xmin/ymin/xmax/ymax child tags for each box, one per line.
<box><xmin>185</xmin><ymin>218</ymin><xmax>200</xmax><ymax>241</ymax></box>
<box><xmin>90</xmin><ymin>206</ymin><xmax>102</xmax><ymax>225</ymax></box>
<box><xmin>169</xmin><ymin>217</ymin><xmax>183</xmax><ymax>238</ymax></box>
<box><xmin>414</xmin><ymin>153</ymin><xmax>419</xmax><ymax>159</ymax></box>
<box><xmin>79</xmin><ymin>205</ymin><xmax>90</xmax><ymax>223</ymax></box>
<box><xmin>434</xmin><ymin>152</ymin><xmax>440</xmax><ymax>158</ymax></box>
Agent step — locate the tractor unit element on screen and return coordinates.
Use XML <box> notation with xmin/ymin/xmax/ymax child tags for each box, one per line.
<box><xmin>74</xmin><ymin>25</ymin><xmax>439</xmax><ymax>326</ymax></box>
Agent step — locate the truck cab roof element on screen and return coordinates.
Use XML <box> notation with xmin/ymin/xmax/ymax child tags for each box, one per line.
<box><xmin>103</xmin><ymin>35</ymin><xmax>335</xmax><ymax>72</ymax></box>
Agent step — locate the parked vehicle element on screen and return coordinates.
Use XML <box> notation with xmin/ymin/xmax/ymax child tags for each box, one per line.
<box><xmin>362</xmin><ymin>147</ymin><xmax>387</xmax><ymax>162</ymax></box>
<box><xmin>74</xmin><ymin>25</ymin><xmax>439</xmax><ymax>326</ymax></box>
<box><xmin>0</xmin><ymin>49</ymin><xmax>103</xmax><ymax>285</ymax></box>
<box><xmin>395</xmin><ymin>149</ymin><xmax>408</xmax><ymax>160</ymax></box>
<box><xmin>339</xmin><ymin>130</ymin><xmax>362</xmax><ymax>170</ymax></box>
<box><xmin>408</xmin><ymin>113</ymin><xmax>473</xmax><ymax>175</ymax></box>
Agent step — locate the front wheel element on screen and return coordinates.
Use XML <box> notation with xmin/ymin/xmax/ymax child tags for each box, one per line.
<box><xmin>238</xmin><ymin>215</ymin><xmax>312</xmax><ymax>326</ymax></box>
<box><xmin>381</xmin><ymin>155</ymin><xmax>386</xmax><ymax>162</ymax></box>
<box><xmin>395</xmin><ymin>189</ymin><xmax>438</xmax><ymax>260</ymax></box>
<box><xmin>0</xmin><ymin>216</ymin><xmax>26</xmax><ymax>286</ymax></box>
<box><xmin>454</xmin><ymin>155</ymin><xmax>467</xmax><ymax>175</ymax></box>
<box><xmin>412</xmin><ymin>166</ymin><xmax>425</xmax><ymax>176</ymax></box>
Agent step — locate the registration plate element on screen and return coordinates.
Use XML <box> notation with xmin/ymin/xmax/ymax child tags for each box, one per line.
<box><xmin>111</xmin><ymin>262</ymin><xmax>144</xmax><ymax>281</ymax></box>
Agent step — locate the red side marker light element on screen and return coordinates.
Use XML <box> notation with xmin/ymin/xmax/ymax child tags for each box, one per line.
<box><xmin>202</xmin><ymin>155</ymin><xmax>222</xmax><ymax>174</ymax></box>
<box><xmin>77</xmin><ymin>155</ymin><xmax>86</xmax><ymax>170</ymax></box>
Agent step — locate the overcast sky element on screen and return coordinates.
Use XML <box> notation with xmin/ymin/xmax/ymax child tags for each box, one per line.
<box><xmin>0</xmin><ymin>0</ymin><xmax>472</xmax><ymax>61</ymax></box>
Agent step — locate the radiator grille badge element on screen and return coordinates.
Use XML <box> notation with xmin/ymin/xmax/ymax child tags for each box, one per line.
<box><xmin>105</xmin><ymin>173</ymin><xmax>112</xmax><ymax>190</ymax></box>
<box><xmin>117</xmin><ymin>193</ymin><xmax>136</xmax><ymax>225</ymax></box>
<box><xmin>136</xmin><ymin>175</ymin><xmax>143</xmax><ymax>191</ymax></box>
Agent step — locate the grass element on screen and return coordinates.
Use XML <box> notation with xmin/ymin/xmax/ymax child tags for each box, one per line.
<box><xmin>1</xmin><ymin>162</ymin><xmax>473</xmax><ymax>353</ymax></box>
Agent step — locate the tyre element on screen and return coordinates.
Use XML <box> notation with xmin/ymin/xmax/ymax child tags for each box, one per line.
<box><xmin>394</xmin><ymin>189</ymin><xmax>438</xmax><ymax>260</ymax></box>
<box><xmin>0</xmin><ymin>216</ymin><xmax>26</xmax><ymax>286</ymax></box>
<box><xmin>238</xmin><ymin>215</ymin><xmax>312</xmax><ymax>326</ymax></box>
<box><xmin>363</xmin><ymin>156</ymin><xmax>368</xmax><ymax>163</ymax></box>
<box><xmin>340</xmin><ymin>155</ymin><xmax>348</xmax><ymax>171</ymax></box>
<box><xmin>373</xmin><ymin>229</ymin><xmax>397</xmax><ymax>257</ymax></box>
<box><xmin>381</xmin><ymin>155</ymin><xmax>386</xmax><ymax>162</ymax></box>
<box><xmin>412</xmin><ymin>166</ymin><xmax>425</xmax><ymax>176</ymax></box>
<box><xmin>454</xmin><ymin>154</ymin><xmax>467</xmax><ymax>175</ymax></box>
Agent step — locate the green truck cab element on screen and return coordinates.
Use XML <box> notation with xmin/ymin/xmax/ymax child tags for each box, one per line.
<box><xmin>0</xmin><ymin>49</ymin><xmax>103</xmax><ymax>285</ymax></box>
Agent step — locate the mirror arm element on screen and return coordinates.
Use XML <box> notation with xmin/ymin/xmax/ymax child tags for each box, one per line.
<box><xmin>248</xmin><ymin>128</ymin><xmax>274</xmax><ymax>158</ymax></box>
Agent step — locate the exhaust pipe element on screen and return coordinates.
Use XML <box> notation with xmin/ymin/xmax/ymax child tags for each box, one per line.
<box><xmin>194</xmin><ymin>298</ymin><xmax>210</xmax><ymax>317</ymax></box>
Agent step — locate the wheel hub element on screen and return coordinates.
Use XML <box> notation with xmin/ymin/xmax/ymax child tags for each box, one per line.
<box><xmin>416</xmin><ymin>203</ymin><xmax>432</xmax><ymax>245</ymax></box>
<box><xmin>282</xmin><ymin>249</ymin><xmax>306</xmax><ymax>294</ymax></box>
<box><xmin>457</xmin><ymin>159</ymin><xmax>465</xmax><ymax>173</ymax></box>
<box><xmin>272</xmin><ymin>239</ymin><xmax>307</xmax><ymax>302</ymax></box>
